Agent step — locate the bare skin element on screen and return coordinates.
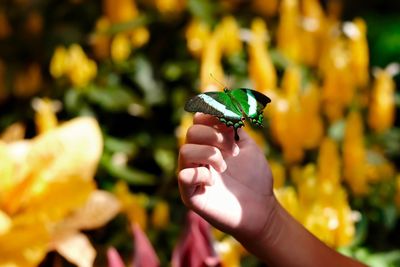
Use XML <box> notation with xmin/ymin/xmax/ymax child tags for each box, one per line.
<box><xmin>178</xmin><ymin>113</ymin><xmax>367</xmax><ymax>267</ymax></box>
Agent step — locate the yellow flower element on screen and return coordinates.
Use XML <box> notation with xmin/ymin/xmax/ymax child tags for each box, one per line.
<box><xmin>335</xmin><ymin>199</ymin><xmax>356</xmax><ymax>247</ymax></box>
<box><xmin>0</xmin><ymin>117</ymin><xmax>112</xmax><ymax>267</ymax></box>
<box><xmin>0</xmin><ymin>122</ymin><xmax>25</xmax><ymax>143</ymax></box>
<box><xmin>186</xmin><ymin>19</ymin><xmax>211</xmax><ymax>58</ymax></box>
<box><xmin>67</xmin><ymin>45</ymin><xmax>98</xmax><ymax>87</ymax></box>
<box><xmin>304</xmin><ymin>197</ymin><xmax>355</xmax><ymax>248</ymax></box>
<box><xmin>103</xmin><ymin>0</ymin><xmax>138</xmax><ymax>24</ymax></box>
<box><xmin>275</xmin><ymin>186</ymin><xmax>300</xmax><ymax>220</ymax></box>
<box><xmin>102</xmin><ymin>0</ymin><xmax>149</xmax><ymax>53</ymax></box>
<box><xmin>248</xmin><ymin>18</ymin><xmax>277</xmax><ymax>95</ymax></box>
<box><xmin>52</xmin><ymin>191</ymin><xmax>120</xmax><ymax>267</ymax></box>
<box><xmin>0</xmin><ymin>210</ymin><xmax>11</xmax><ymax>235</ymax></box>
<box><xmin>343</xmin><ymin>111</ymin><xmax>368</xmax><ymax>195</ymax></box>
<box><xmin>50</xmin><ymin>44</ymin><xmax>97</xmax><ymax>87</ymax></box>
<box><xmin>32</xmin><ymin>98</ymin><xmax>60</xmax><ymax>134</ymax></box>
<box><xmin>347</xmin><ymin>18</ymin><xmax>369</xmax><ymax>88</ymax></box>
<box><xmin>291</xmin><ymin>164</ymin><xmax>355</xmax><ymax>247</ymax></box>
<box><xmin>299</xmin><ymin>0</ymin><xmax>325</xmax><ymax>66</ymax></box>
<box><xmin>0</xmin><ymin>141</ymin><xmax>14</xmax><ymax>201</ymax></box>
<box><xmin>114</xmin><ymin>181</ymin><xmax>148</xmax><ymax>230</ymax></box>
<box><xmin>50</xmin><ymin>46</ymin><xmax>68</xmax><ymax>78</ymax></box>
<box><xmin>317</xmin><ymin>137</ymin><xmax>340</xmax><ymax>185</ymax></box>
<box><xmin>151</xmin><ymin>200</ymin><xmax>170</xmax><ymax>229</ymax></box>
<box><xmin>300</xmin><ymin>83</ymin><xmax>323</xmax><ymax>149</ymax></box>
<box><xmin>70</xmin><ymin>62</ymin><xmax>97</xmax><ymax>88</ymax></box>
<box><xmin>200</xmin><ymin>17</ymin><xmax>242</xmax><ymax>92</ymax></box>
<box><xmin>270</xmin><ymin>160</ymin><xmax>286</xmax><ymax>189</ymax></box>
<box><xmin>303</xmin><ymin>204</ymin><xmax>336</xmax><ymax>246</ymax></box>
<box><xmin>320</xmin><ymin>37</ymin><xmax>355</xmax><ymax>122</ymax></box>
<box><xmin>270</xmin><ymin>66</ymin><xmax>304</xmax><ymax>163</ymax></box>
<box><xmin>218</xmin><ymin>16</ymin><xmax>242</xmax><ymax>57</ymax></box>
<box><xmin>130</xmin><ymin>26</ymin><xmax>150</xmax><ymax>48</ymax></box>
<box><xmin>111</xmin><ymin>33</ymin><xmax>132</xmax><ymax>62</ymax></box>
<box><xmin>200</xmin><ymin>29</ymin><xmax>225</xmax><ymax>92</ymax></box>
<box><xmin>367</xmin><ymin>68</ymin><xmax>396</xmax><ymax>133</ymax></box>
<box><xmin>277</xmin><ymin>0</ymin><xmax>301</xmax><ymax>62</ymax></box>
<box><xmin>269</xmin><ymin>95</ymin><xmax>287</xmax><ymax>146</ymax></box>
<box><xmin>176</xmin><ymin>112</ymin><xmax>193</xmax><ymax>147</ymax></box>
<box><xmin>270</xmin><ymin>94</ymin><xmax>304</xmax><ymax>163</ymax></box>
<box><xmin>215</xmin><ymin>236</ymin><xmax>243</xmax><ymax>267</ymax></box>
<box><xmin>296</xmin><ymin>164</ymin><xmax>318</xmax><ymax>209</ymax></box>
<box><xmin>155</xmin><ymin>0</ymin><xmax>186</xmax><ymax>14</ymax></box>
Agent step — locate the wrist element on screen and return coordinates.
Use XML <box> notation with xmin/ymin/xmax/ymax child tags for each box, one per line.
<box><xmin>233</xmin><ymin>194</ymin><xmax>282</xmax><ymax>249</ymax></box>
<box><xmin>234</xmin><ymin>198</ymin><xmax>367</xmax><ymax>267</ymax></box>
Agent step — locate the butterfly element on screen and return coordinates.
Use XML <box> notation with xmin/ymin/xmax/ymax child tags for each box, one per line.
<box><xmin>184</xmin><ymin>88</ymin><xmax>271</xmax><ymax>141</ymax></box>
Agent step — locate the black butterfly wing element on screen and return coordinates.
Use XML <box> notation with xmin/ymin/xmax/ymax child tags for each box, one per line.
<box><xmin>229</xmin><ymin>88</ymin><xmax>271</xmax><ymax>118</ymax></box>
<box><xmin>184</xmin><ymin>92</ymin><xmax>243</xmax><ymax>121</ymax></box>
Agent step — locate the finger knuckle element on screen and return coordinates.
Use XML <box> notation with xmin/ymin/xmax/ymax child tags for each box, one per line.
<box><xmin>186</xmin><ymin>126</ymin><xmax>198</xmax><ymax>142</ymax></box>
<box><xmin>180</xmin><ymin>144</ymin><xmax>192</xmax><ymax>156</ymax></box>
<box><xmin>209</xmin><ymin>146</ymin><xmax>222</xmax><ymax>160</ymax></box>
<box><xmin>178</xmin><ymin>169</ymin><xmax>190</xmax><ymax>184</ymax></box>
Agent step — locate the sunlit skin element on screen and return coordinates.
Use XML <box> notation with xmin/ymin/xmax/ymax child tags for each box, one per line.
<box><xmin>178</xmin><ymin>113</ymin><xmax>367</xmax><ymax>267</ymax></box>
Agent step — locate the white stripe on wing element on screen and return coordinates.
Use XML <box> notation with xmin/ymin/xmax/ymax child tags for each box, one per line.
<box><xmin>199</xmin><ymin>94</ymin><xmax>241</xmax><ymax>119</ymax></box>
<box><xmin>247</xmin><ymin>91</ymin><xmax>257</xmax><ymax>116</ymax></box>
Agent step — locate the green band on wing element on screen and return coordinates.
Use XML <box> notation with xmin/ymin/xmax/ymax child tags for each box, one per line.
<box><xmin>184</xmin><ymin>88</ymin><xmax>271</xmax><ymax>141</ymax></box>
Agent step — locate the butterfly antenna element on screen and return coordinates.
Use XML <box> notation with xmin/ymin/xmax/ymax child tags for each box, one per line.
<box><xmin>226</xmin><ymin>73</ymin><xmax>233</xmax><ymax>89</ymax></box>
<box><xmin>209</xmin><ymin>73</ymin><xmax>227</xmax><ymax>90</ymax></box>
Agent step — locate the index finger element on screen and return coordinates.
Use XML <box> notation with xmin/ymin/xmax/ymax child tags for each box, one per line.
<box><xmin>193</xmin><ymin>112</ymin><xmax>238</xmax><ymax>140</ymax></box>
<box><xmin>193</xmin><ymin>113</ymin><xmax>235</xmax><ymax>135</ymax></box>
<box><xmin>193</xmin><ymin>113</ymin><xmax>252</xmax><ymax>147</ymax></box>
<box><xmin>193</xmin><ymin>113</ymin><xmax>221</xmax><ymax>126</ymax></box>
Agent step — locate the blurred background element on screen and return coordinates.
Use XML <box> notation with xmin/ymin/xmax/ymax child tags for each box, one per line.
<box><xmin>0</xmin><ymin>0</ymin><xmax>399</xmax><ymax>266</ymax></box>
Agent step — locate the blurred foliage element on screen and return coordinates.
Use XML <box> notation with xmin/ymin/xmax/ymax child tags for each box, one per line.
<box><xmin>0</xmin><ymin>0</ymin><xmax>399</xmax><ymax>266</ymax></box>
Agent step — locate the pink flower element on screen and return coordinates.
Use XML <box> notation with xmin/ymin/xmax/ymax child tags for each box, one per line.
<box><xmin>107</xmin><ymin>247</ymin><xmax>125</xmax><ymax>267</ymax></box>
<box><xmin>172</xmin><ymin>211</ymin><xmax>221</xmax><ymax>267</ymax></box>
<box><xmin>132</xmin><ymin>223</ymin><xmax>160</xmax><ymax>267</ymax></box>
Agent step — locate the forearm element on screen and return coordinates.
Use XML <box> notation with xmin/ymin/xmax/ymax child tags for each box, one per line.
<box><xmin>236</xmin><ymin>197</ymin><xmax>367</xmax><ymax>267</ymax></box>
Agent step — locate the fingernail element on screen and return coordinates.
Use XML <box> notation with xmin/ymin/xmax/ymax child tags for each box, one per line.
<box><xmin>210</xmin><ymin>175</ymin><xmax>215</xmax><ymax>185</ymax></box>
<box><xmin>232</xmin><ymin>143</ymin><xmax>240</xmax><ymax>156</ymax></box>
<box><xmin>221</xmin><ymin>160</ymin><xmax>227</xmax><ymax>172</ymax></box>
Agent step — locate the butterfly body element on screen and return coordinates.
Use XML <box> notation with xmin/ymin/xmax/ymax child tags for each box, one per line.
<box><xmin>184</xmin><ymin>88</ymin><xmax>271</xmax><ymax>141</ymax></box>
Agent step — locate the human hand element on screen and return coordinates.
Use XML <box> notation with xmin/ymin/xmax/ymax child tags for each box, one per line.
<box><xmin>178</xmin><ymin>113</ymin><xmax>277</xmax><ymax>241</ymax></box>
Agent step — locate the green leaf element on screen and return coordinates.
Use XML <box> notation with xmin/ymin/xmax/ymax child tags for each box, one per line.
<box><xmin>269</xmin><ymin>48</ymin><xmax>291</xmax><ymax>70</ymax></box>
<box><xmin>365</xmin><ymin>250</ymin><xmax>400</xmax><ymax>267</ymax></box>
<box><xmin>154</xmin><ymin>148</ymin><xmax>176</xmax><ymax>175</ymax></box>
<box><xmin>103</xmin><ymin>15</ymin><xmax>150</xmax><ymax>35</ymax></box>
<box><xmin>366</xmin><ymin>14</ymin><xmax>400</xmax><ymax>67</ymax></box>
<box><xmin>382</xmin><ymin>203</ymin><xmax>398</xmax><ymax>230</ymax></box>
<box><xmin>64</xmin><ymin>89</ymin><xmax>95</xmax><ymax>116</ymax></box>
<box><xmin>104</xmin><ymin>136</ymin><xmax>138</xmax><ymax>156</ymax></box>
<box><xmin>395</xmin><ymin>92</ymin><xmax>400</xmax><ymax>108</ymax></box>
<box><xmin>101</xmin><ymin>154</ymin><xmax>156</xmax><ymax>185</ymax></box>
<box><xmin>187</xmin><ymin>0</ymin><xmax>218</xmax><ymax>25</ymax></box>
<box><xmin>350</xmin><ymin>213</ymin><xmax>368</xmax><ymax>248</ymax></box>
<box><xmin>85</xmin><ymin>84</ymin><xmax>144</xmax><ymax>112</ymax></box>
<box><xmin>378</xmin><ymin>128</ymin><xmax>400</xmax><ymax>157</ymax></box>
<box><xmin>163</xmin><ymin>63</ymin><xmax>183</xmax><ymax>81</ymax></box>
<box><xmin>132</xmin><ymin>56</ymin><xmax>165</xmax><ymax>105</ymax></box>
